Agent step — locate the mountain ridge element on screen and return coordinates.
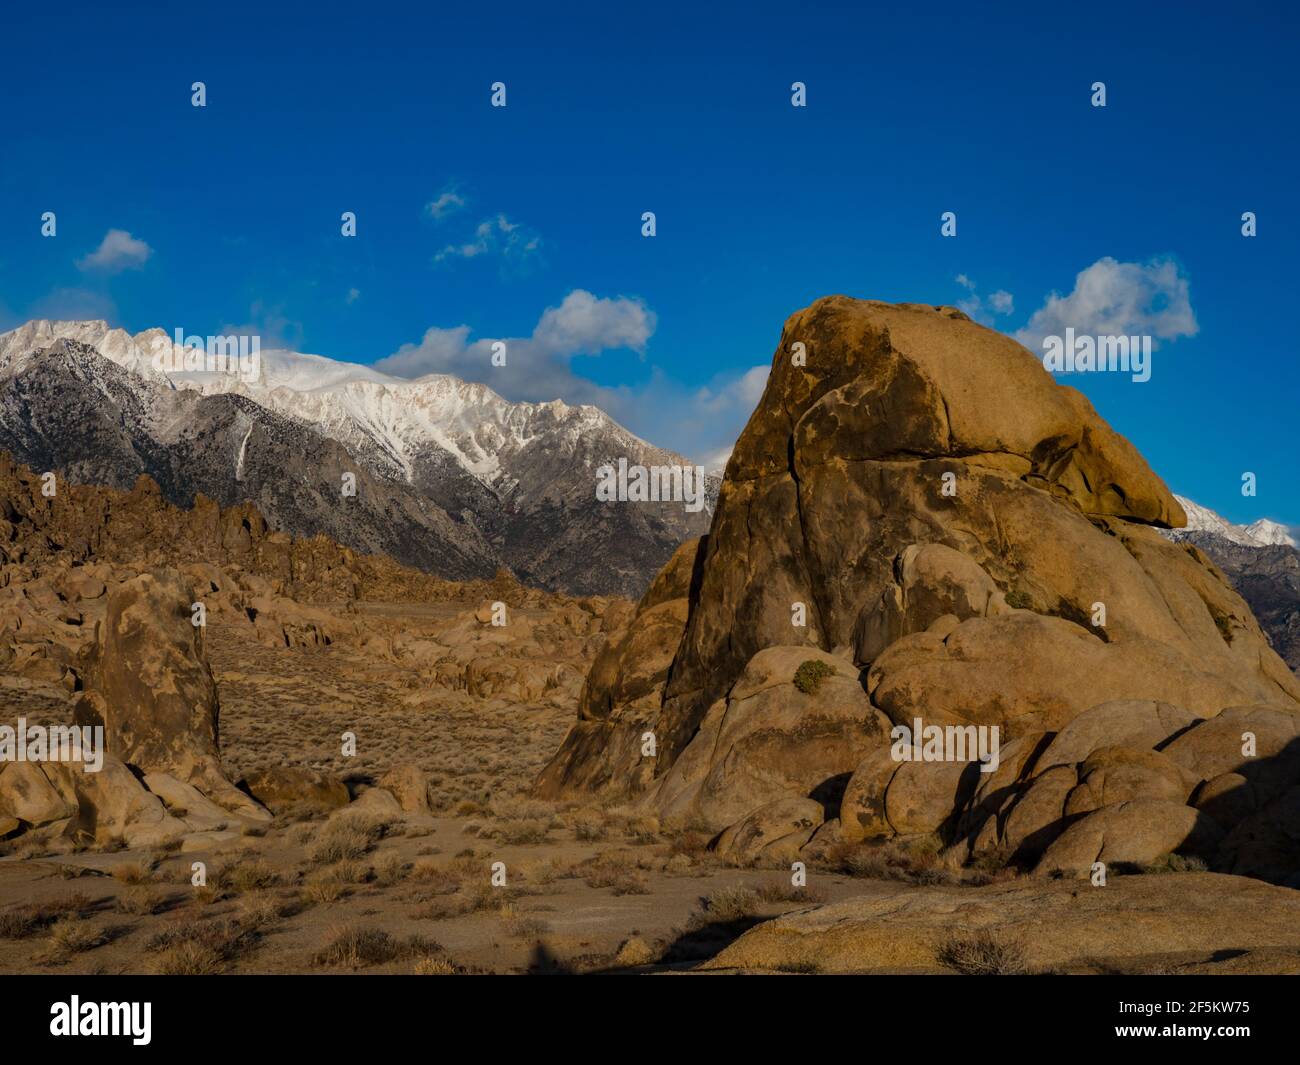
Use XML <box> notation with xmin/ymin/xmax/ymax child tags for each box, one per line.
<box><xmin>0</xmin><ymin>320</ymin><xmax>714</xmax><ymax>596</ymax></box>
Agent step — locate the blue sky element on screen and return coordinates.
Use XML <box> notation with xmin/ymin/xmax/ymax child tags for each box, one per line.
<box><xmin>1</xmin><ymin>1</ymin><xmax>1296</xmax><ymax>526</ymax></box>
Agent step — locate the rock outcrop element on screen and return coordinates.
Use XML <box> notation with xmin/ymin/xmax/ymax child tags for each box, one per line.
<box><xmin>539</xmin><ymin>297</ymin><xmax>1300</xmax><ymax>883</ymax></box>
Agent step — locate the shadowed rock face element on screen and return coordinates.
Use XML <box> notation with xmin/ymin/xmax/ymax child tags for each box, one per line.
<box><xmin>539</xmin><ymin>297</ymin><xmax>1300</xmax><ymax>876</ymax></box>
<box><xmin>73</xmin><ymin>571</ymin><xmax>264</xmax><ymax>818</ymax></box>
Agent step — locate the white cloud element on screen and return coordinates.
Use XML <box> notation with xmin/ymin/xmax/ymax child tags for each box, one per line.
<box><xmin>76</xmin><ymin>229</ymin><xmax>152</xmax><ymax>274</ymax></box>
<box><xmin>346</xmin><ymin>287</ymin><xmax>361</xmax><ymax>305</ymax></box>
<box><xmin>425</xmin><ymin>186</ymin><xmax>466</xmax><ymax>221</ymax></box>
<box><xmin>375</xmin><ymin>290</ymin><xmax>766</xmax><ymax>465</ymax></box>
<box><xmin>1015</xmin><ymin>256</ymin><xmax>1197</xmax><ymax>352</ymax></box>
<box><xmin>955</xmin><ymin>275</ymin><xmax>1015</xmax><ymax>324</ymax></box>
<box><xmin>435</xmin><ymin>213</ymin><xmax>541</xmax><ymax>266</ymax></box>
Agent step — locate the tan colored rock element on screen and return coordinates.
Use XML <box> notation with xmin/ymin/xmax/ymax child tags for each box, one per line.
<box><xmin>43</xmin><ymin>756</ymin><xmax>188</xmax><ymax>847</ymax></box>
<box><xmin>1034</xmin><ymin>800</ymin><xmax>1223</xmax><ymax>877</ymax></box>
<box><xmin>534</xmin><ymin>538</ymin><xmax>704</xmax><ymax>799</ymax></box>
<box><xmin>144</xmin><ymin>772</ymin><xmax>265</xmax><ymax>830</ymax></box>
<box><xmin>714</xmin><ymin>797</ymin><xmax>824</xmax><ymax>864</ymax></box>
<box><xmin>1036</xmin><ymin>700</ymin><xmax>1202</xmax><ymax>771</ymax></box>
<box><xmin>72</xmin><ymin>569</ymin><xmax>262</xmax><ymax>819</ymax></box>
<box><xmin>241</xmin><ymin>766</ymin><xmax>349</xmax><ymax>814</ymax></box>
<box><xmin>701</xmin><ymin>873</ymin><xmax>1300</xmax><ymax>974</ymax></box>
<box><xmin>348</xmin><ymin>787</ymin><xmax>403</xmax><ymax>818</ymax></box>
<box><xmin>539</xmin><ymin>297</ymin><xmax>1300</xmax><ymax>856</ymax></box>
<box><xmin>651</xmin><ymin>646</ymin><xmax>887</xmax><ymax>830</ymax></box>
<box><xmin>0</xmin><ymin>815</ymin><xmax>19</xmax><ymax>839</ymax></box>
<box><xmin>883</xmin><ymin>758</ymin><xmax>981</xmax><ymax>835</ymax></box>
<box><xmin>0</xmin><ymin>761</ymin><xmax>77</xmax><ymax>827</ymax></box>
<box><xmin>1002</xmin><ymin>765</ymin><xmax>1077</xmax><ymax>858</ymax></box>
<box><xmin>1063</xmin><ymin>746</ymin><xmax>1195</xmax><ymax>817</ymax></box>
<box><xmin>378</xmin><ymin>764</ymin><xmax>430</xmax><ymax>813</ymax></box>
<box><xmin>839</xmin><ymin>747</ymin><xmax>906</xmax><ymax>843</ymax></box>
<box><xmin>1162</xmin><ymin>704</ymin><xmax>1300</xmax><ymax>789</ymax></box>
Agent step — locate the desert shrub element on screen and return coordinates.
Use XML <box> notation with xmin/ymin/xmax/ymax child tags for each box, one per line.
<box><xmin>0</xmin><ymin>893</ymin><xmax>93</xmax><ymax>939</ymax></box>
<box><xmin>1004</xmin><ymin>589</ymin><xmax>1033</xmax><ymax>610</ymax></box>
<box><xmin>309</xmin><ymin>813</ymin><xmax>391</xmax><ymax>864</ymax></box>
<box><xmin>793</xmin><ymin>659</ymin><xmax>834</xmax><ymax>695</ymax></box>
<box><xmin>702</xmin><ymin>886</ymin><xmax>760</xmax><ymax>922</ymax></box>
<box><xmin>312</xmin><ymin>926</ymin><xmax>443</xmax><ymax>969</ymax></box>
<box><xmin>214</xmin><ymin>857</ymin><xmax>282</xmax><ymax>895</ymax></box>
<box><xmin>117</xmin><ymin>885</ymin><xmax>168</xmax><ymax>916</ymax></box>
<box><xmin>937</xmin><ymin>929</ymin><xmax>1028</xmax><ymax>975</ymax></box>
<box><xmin>46</xmin><ymin>916</ymin><xmax>106</xmax><ymax>957</ymax></box>
<box><xmin>756</xmin><ymin>882</ymin><xmax>828</xmax><ymax>905</ymax></box>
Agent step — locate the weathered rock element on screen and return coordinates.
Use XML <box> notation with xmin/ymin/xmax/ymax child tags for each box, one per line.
<box><xmin>43</xmin><ymin>756</ymin><xmax>188</xmax><ymax>847</ymax></box>
<box><xmin>883</xmin><ymin>758</ymin><xmax>981</xmax><ymax>836</ymax></box>
<box><xmin>72</xmin><ymin>569</ymin><xmax>262</xmax><ymax>819</ymax></box>
<box><xmin>539</xmin><ymin>297</ymin><xmax>1300</xmax><ymax>864</ymax></box>
<box><xmin>1062</xmin><ymin>746</ymin><xmax>1195</xmax><ymax>817</ymax></box>
<box><xmin>714</xmin><ymin>797</ymin><xmax>824</xmax><ymax>864</ymax></box>
<box><xmin>1002</xmin><ymin>765</ymin><xmax>1078</xmax><ymax>859</ymax></box>
<box><xmin>347</xmin><ymin>787</ymin><xmax>403</xmax><ymax>818</ymax></box>
<box><xmin>240</xmin><ymin>766</ymin><xmax>349</xmax><ymax>814</ymax></box>
<box><xmin>378</xmin><ymin>764</ymin><xmax>431</xmax><ymax>814</ymax></box>
<box><xmin>1034</xmin><ymin>800</ymin><xmax>1223</xmax><ymax>877</ymax></box>
<box><xmin>649</xmin><ymin>646</ymin><xmax>888</xmax><ymax>830</ymax></box>
<box><xmin>0</xmin><ymin>761</ymin><xmax>77</xmax><ymax>827</ymax></box>
<box><xmin>838</xmin><ymin>747</ymin><xmax>906</xmax><ymax>843</ymax></box>
<box><xmin>701</xmin><ymin>873</ymin><xmax>1300</xmax><ymax>974</ymax></box>
<box><xmin>1035</xmin><ymin>700</ymin><xmax>1202</xmax><ymax>771</ymax></box>
<box><xmin>534</xmin><ymin>537</ymin><xmax>703</xmax><ymax>798</ymax></box>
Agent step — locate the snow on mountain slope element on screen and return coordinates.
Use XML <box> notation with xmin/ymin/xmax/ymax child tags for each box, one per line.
<box><xmin>0</xmin><ymin>320</ymin><xmax>713</xmax><ymax>596</ymax></box>
<box><xmin>1173</xmin><ymin>494</ymin><xmax>1298</xmax><ymax>548</ymax></box>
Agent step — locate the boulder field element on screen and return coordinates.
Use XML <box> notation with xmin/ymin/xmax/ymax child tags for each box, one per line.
<box><xmin>538</xmin><ymin>297</ymin><xmax>1300</xmax><ymax>886</ymax></box>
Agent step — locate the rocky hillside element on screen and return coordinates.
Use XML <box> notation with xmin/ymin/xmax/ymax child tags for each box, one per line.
<box><xmin>1170</xmin><ymin>534</ymin><xmax>1300</xmax><ymax>673</ymax></box>
<box><xmin>0</xmin><ymin>321</ymin><xmax>714</xmax><ymax>596</ymax></box>
<box><xmin>539</xmin><ymin>297</ymin><xmax>1300</xmax><ymax>888</ymax></box>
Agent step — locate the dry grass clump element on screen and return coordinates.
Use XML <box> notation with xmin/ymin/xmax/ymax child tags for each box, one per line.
<box><xmin>498</xmin><ymin>903</ymin><xmax>550</xmax><ymax>940</ymax></box>
<box><xmin>755</xmin><ymin>881</ymin><xmax>828</xmax><ymax>905</ymax></box>
<box><xmin>413</xmin><ymin>954</ymin><xmax>460</xmax><ymax>975</ymax></box>
<box><xmin>701</xmin><ymin>886</ymin><xmax>760</xmax><ymax>922</ymax></box>
<box><xmin>213</xmin><ymin>857</ymin><xmax>283</xmax><ymax>896</ymax></box>
<box><xmin>311</xmin><ymin>925</ymin><xmax>446</xmax><ymax>969</ymax></box>
<box><xmin>146</xmin><ymin>916</ymin><xmax>263</xmax><ymax>974</ymax></box>
<box><xmin>580</xmin><ymin>851</ymin><xmax>651</xmax><ymax>895</ymax></box>
<box><xmin>117</xmin><ymin>885</ymin><xmax>169</xmax><ymax>916</ymax></box>
<box><xmin>0</xmin><ymin>893</ymin><xmax>94</xmax><ymax>939</ymax></box>
<box><xmin>44</xmin><ymin>916</ymin><xmax>107</xmax><ymax>959</ymax></box>
<box><xmin>828</xmin><ymin>835</ymin><xmax>956</xmax><ymax>885</ymax></box>
<box><xmin>309</xmin><ymin>812</ymin><xmax>394</xmax><ymax>864</ymax></box>
<box><xmin>110</xmin><ymin>861</ymin><xmax>155</xmax><ymax>885</ymax></box>
<box><xmin>936</xmin><ymin>929</ymin><xmax>1029</xmax><ymax>975</ymax></box>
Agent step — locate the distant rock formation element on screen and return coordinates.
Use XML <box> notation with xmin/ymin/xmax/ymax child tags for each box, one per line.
<box><xmin>539</xmin><ymin>297</ymin><xmax>1300</xmax><ymax>884</ymax></box>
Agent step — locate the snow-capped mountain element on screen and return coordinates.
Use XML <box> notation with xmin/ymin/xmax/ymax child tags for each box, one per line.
<box><xmin>1172</xmin><ymin>495</ymin><xmax>1298</xmax><ymax>548</ymax></box>
<box><xmin>0</xmin><ymin>320</ymin><xmax>715</xmax><ymax>596</ymax></box>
